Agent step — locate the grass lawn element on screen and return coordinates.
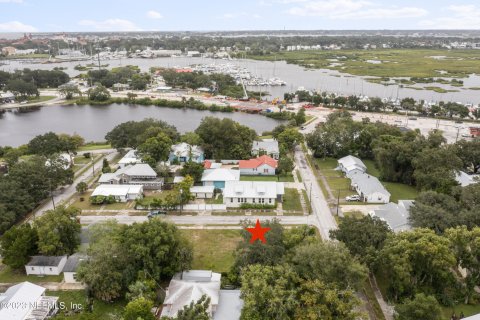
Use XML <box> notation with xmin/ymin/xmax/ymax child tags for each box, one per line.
<box><xmin>206</xmin><ymin>195</ymin><xmax>223</xmax><ymax>204</ymax></box>
<box><xmin>362</xmin><ymin>278</ymin><xmax>386</xmax><ymax>320</ymax></box>
<box><xmin>240</xmin><ymin>174</ymin><xmax>294</xmax><ymax>182</ymax></box>
<box><xmin>180</xmin><ymin>229</ymin><xmax>242</xmax><ymax>273</ymax></box>
<box><xmin>78</xmin><ymin>143</ymin><xmax>112</xmax><ymax>152</ymax></box>
<box><xmin>26</xmin><ymin>95</ymin><xmax>56</xmax><ymax>103</ymax></box>
<box><xmin>441</xmin><ymin>304</ymin><xmax>480</xmax><ymax>319</ymax></box>
<box><xmin>295</xmin><ymin>170</ymin><xmax>303</xmax><ymax>182</ymax></box>
<box><xmin>5</xmin><ymin>53</ymin><xmax>50</xmax><ymax>59</ymax></box>
<box><xmin>363</xmin><ymin>160</ymin><xmax>419</xmax><ymax>202</ymax></box>
<box><xmin>49</xmin><ymin>290</ymin><xmax>126</xmax><ymax>320</ymax></box>
<box><xmin>71</xmin><ymin>192</ymin><xmax>135</xmax><ymax>211</ymax></box>
<box><xmin>0</xmin><ymin>265</ymin><xmax>63</xmax><ymax>283</ymax></box>
<box><xmin>283</xmin><ymin>188</ymin><xmax>303</xmax><ymax>212</ymax></box>
<box><xmin>301</xmin><ymin>190</ymin><xmax>312</xmax><ymax>213</ymax></box>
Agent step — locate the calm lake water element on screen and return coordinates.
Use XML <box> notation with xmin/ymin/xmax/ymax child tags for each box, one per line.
<box><xmin>0</xmin><ymin>104</ymin><xmax>283</xmax><ymax>147</ymax></box>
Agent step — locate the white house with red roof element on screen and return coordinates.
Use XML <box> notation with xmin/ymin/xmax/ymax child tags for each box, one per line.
<box><xmin>239</xmin><ymin>155</ymin><xmax>278</xmax><ymax>176</ymax></box>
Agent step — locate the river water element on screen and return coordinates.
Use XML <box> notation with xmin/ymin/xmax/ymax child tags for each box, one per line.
<box><xmin>1</xmin><ymin>56</ymin><xmax>480</xmax><ymax>146</ymax></box>
<box><xmin>0</xmin><ymin>104</ymin><xmax>283</xmax><ymax>147</ymax></box>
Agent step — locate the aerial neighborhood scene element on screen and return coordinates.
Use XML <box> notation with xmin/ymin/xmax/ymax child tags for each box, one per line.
<box><xmin>1</xmin><ymin>0</ymin><xmax>480</xmax><ymax>319</ymax></box>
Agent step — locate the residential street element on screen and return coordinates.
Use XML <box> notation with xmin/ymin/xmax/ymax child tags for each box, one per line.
<box><xmin>294</xmin><ymin>146</ymin><xmax>338</xmax><ymax>240</ymax></box>
<box><xmin>79</xmin><ymin>214</ymin><xmax>318</xmax><ymax>227</ymax></box>
<box><xmin>29</xmin><ymin>150</ymin><xmax>118</xmax><ymax>220</ymax></box>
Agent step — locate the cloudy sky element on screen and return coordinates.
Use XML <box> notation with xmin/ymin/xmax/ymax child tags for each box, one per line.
<box><xmin>0</xmin><ymin>0</ymin><xmax>479</xmax><ymax>32</ymax></box>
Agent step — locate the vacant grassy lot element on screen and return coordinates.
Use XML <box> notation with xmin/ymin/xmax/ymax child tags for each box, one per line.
<box><xmin>49</xmin><ymin>290</ymin><xmax>126</xmax><ymax>320</ymax></box>
<box><xmin>240</xmin><ymin>174</ymin><xmax>294</xmax><ymax>182</ymax></box>
<box><xmin>78</xmin><ymin>143</ymin><xmax>111</xmax><ymax>152</ymax></box>
<box><xmin>282</xmin><ymin>188</ymin><xmax>303</xmax><ymax>212</ymax></box>
<box><xmin>180</xmin><ymin>229</ymin><xmax>242</xmax><ymax>273</ymax></box>
<box><xmin>249</xmin><ymin>49</ymin><xmax>480</xmax><ymax>78</ymax></box>
<box><xmin>0</xmin><ymin>265</ymin><xmax>63</xmax><ymax>283</ymax></box>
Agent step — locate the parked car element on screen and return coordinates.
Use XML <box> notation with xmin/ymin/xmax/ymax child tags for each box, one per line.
<box><xmin>345</xmin><ymin>195</ymin><xmax>361</xmax><ymax>202</ymax></box>
<box><xmin>147</xmin><ymin>210</ymin><xmax>167</xmax><ymax>219</ymax></box>
<box><xmin>408</xmin><ymin>117</ymin><xmax>417</xmax><ymax>120</ymax></box>
<box><xmin>461</xmin><ymin>133</ymin><xmax>472</xmax><ymax>138</ymax></box>
<box><xmin>455</xmin><ymin>120</ymin><xmax>463</xmax><ymax>124</ymax></box>
<box><xmin>300</xmin><ymin>126</ymin><xmax>306</xmax><ymax>130</ymax></box>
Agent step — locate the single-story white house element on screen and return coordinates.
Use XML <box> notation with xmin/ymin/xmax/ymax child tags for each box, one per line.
<box><xmin>347</xmin><ymin>170</ymin><xmax>391</xmax><ymax>204</ymax></box>
<box><xmin>173</xmin><ymin>176</ymin><xmax>185</xmax><ymax>184</ymax></box>
<box><xmin>223</xmin><ymin>181</ymin><xmax>285</xmax><ymax>208</ymax></box>
<box><xmin>370</xmin><ymin>200</ymin><xmax>414</xmax><ymax>233</ymax></box>
<box><xmin>201</xmin><ymin>168</ymin><xmax>240</xmax><ymax>190</ymax></box>
<box><xmin>63</xmin><ymin>254</ymin><xmax>87</xmax><ymax>284</ymax></box>
<box><xmin>0</xmin><ymin>282</ymin><xmax>59</xmax><ymax>320</ymax></box>
<box><xmin>25</xmin><ymin>256</ymin><xmax>67</xmax><ymax>276</ymax></box>
<box><xmin>118</xmin><ymin>150</ymin><xmax>143</xmax><ymax>168</ymax></box>
<box><xmin>252</xmin><ymin>139</ymin><xmax>280</xmax><ymax>160</ymax></box>
<box><xmin>455</xmin><ymin>171</ymin><xmax>479</xmax><ymax>187</ymax></box>
<box><xmin>190</xmin><ymin>186</ymin><xmax>215</xmax><ymax>199</ymax></box>
<box><xmin>91</xmin><ymin>184</ymin><xmax>143</xmax><ymax>202</ymax></box>
<box><xmin>239</xmin><ymin>155</ymin><xmax>278</xmax><ymax>176</ymax></box>
<box><xmin>338</xmin><ymin>155</ymin><xmax>367</xmax><ymax>174</ymax></box>
<box><xmin>98</xmin><ymin>163</ymin><xmax>163</xmax><ymax>190</ymax></box>
<box><xmin>161</xmin><ymin>270</ymin><xmax>221</xmax><ymax>318</ymax></box>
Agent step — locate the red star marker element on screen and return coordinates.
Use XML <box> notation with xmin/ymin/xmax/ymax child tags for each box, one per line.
<box><xmin>246</xmin><ymin>219</ymin><xmax>271</xmax><ymax>244</ymax></box>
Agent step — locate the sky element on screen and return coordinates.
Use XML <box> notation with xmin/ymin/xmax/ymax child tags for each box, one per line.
<box><xmin>0</xmin><ymin>0</ymin><xmax>479</xmax><ymax>32</ymax></box>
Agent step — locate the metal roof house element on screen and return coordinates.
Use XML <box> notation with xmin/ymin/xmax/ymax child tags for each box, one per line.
<box><xmin>337</xmin><ymin>155</ymin><xmax>367</xmax><ymax>174</ymax></box>
<box><xmin>239</xmin><ymin>155</ymin><xmax>278</xmax><ymax>176</ymax></box>
<box><xmin>347</xmin><ymin>170</ymin><xmax>391</xmax><ymax>204</ymax></box>
<box><xmin>98</xmin><ymin>163</ymin><xmax>163</xmax><ymax>190</ymax></box>
<box><xmin>91</xmin><ymin>184</ymin><xmax>143</xmax><ymax>202</ymax></box>
<box><xmin>455</xmin><ymin>171</ymin><xmax>479</xmax><ymax>187</ymax></box>
<box><xmin>0</xmin><ymin>282</ymin><xmax>59</xmax><ymax>320</ymax></box>
<box><xmin>223</xmin><ymin>181</ymin><xmax>285</xmax><ymax>208</ymax></box>
<box><xmin>169</xmin><ymin>143</ymin><xmax>205</xmax><ymax>164</ymax></box>
<box><xmin>370</xmin><ymin>200</ymin><xmax>414</xmax><ymax>233</ymax></box>
<box><xmin>118</xmin><ymin>150</ymin><xmax>143</xmax><ymax>168</ymax></box>
<box><xmin>161</xmin><ymin>270</ymin><xmax>243</xmax><ymax>320</ymax></box>
<box><xmin>252</xmin><ymin>139</ymin><xmax>280</xmax><ymax>160</ymax></box>
<box><xmin>25</xmin><ymin>256</ymin><xmax>67</xmax><ymax>276</ymax></box>
<box><xmin>201</xmin><ymin>168</ymin><xmax>240</xmax><ymax>190</ymax></box>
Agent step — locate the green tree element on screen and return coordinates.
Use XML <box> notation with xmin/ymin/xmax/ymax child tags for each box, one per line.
<box><xmin>28</xmin><ymin>132</ymin><xmax>65</xmax><ymax>156</ymax></box>
<box><xmin>180</xmin><ymin>162</ymin><xmax>204</xmax><ymax>183</ymax></box>
<box><xmin>124</xmin><ymin>297</ymin><xmax>155</xmax><ymax>320</ymax></box>
<box><xmin>455</xmin><ymin>139</ymin><xmax>480</xmax><ymax>173</ymax></box>
<box><xmin>102</xmin><ymin>158</ymin><xmax>111</xmax><ymax>173</ymax></box>
<box><xmin>295</xmin><ymin>108</ymin><xmax>306</xmax><ymax>126</ymax></box>
<box><xmin>278</xmin><ymin>128</ymin><xmax>304</xmax><ymax>151</ymax></box>
<box><xmin>0</xmin><ymin>224</ymin><xmax>38</xmax><ymax>269</ymax></box>
<box><xmin>290</xmin><ymin>241</ymin><xmax>368</xmax><ymax>290</ymax></box>
<box><xmin>170</xmin><ymin>295</ymin><xmax>210</xmax><ymax>320</ymax></box>
<box><xmin>6</xmin><ymin>78</ymin><xmax>39</xmax><ymax>98</ymax></box>
<box><xmin>378</xmin><ymin>229</ymin><xmax>456</xmax><ymax>301</ymax></box>
<box><xmin>126</xmin><ymin>279</ymin><xmax>157</xmax><ymax>302</ymax></box>
<box><xmin>277</xmin><ymin>156</ymin><xmax>294</xmax><ymax>175</ymax></box>
<box><xmin>34</xmin><ymin>206</ymin><xmax>81</xmax><ymax>255</ymax></box>
<box><xmin>175</xmin><ymin>175</ymin><xmax>195</xmax><ymax>205</ymax></box>
<box><xmin>395</xmin><ymin>293</ymin><xmax>442</xmax><ymax>320</ymax></box>
<box><xmin>195</xmin><ymin>117</ymin><xmax>256</xmax><ymax>159</ymax></box>
<box><xmin>180</xmin><ymin>132</ymin><xmax>203</xmax><ymax>146</ymax></box>
<box><xmin>330</xmin><ymin>215</ymin><xmax>392</xmax><ymax>268</ymax></box>
<box><xmin>138</xmin><ymin>133</ymin><xmax>173</xmax><ymax>163</ymax></box>
<box><xmin>87</xmin><ymin>84</ymin><xmax>111</xmax><ymax>101</ymax></box>
<box><xmin>76</xmin><ymin>181</ymin><xmax>88</xmax><ymax>194</ymax></box>
<box><xmin>59</xmin><ymin>84</ymin><xmax>81</xmax><ymax>99</ymax></box>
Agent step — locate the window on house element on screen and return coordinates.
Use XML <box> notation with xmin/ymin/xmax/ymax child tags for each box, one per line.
<box><xmin>238</xmin><ymin>198</ymin><xmax>240</xmax><ymax>203</ymax></box>
<box><xmin>231</xmin><ymin>198</ymin><xmax>233</xmax><ymax>203</ymax></box>
<box><xmin>31</xmin><ymin>267</ymin><xmax>35</xmax><ymax>270</ymax></box>
<box><xmin>49</xmin><ymin>268</ymin><xmax>53</xmax><ymax>271</ymax></box>
<box><xmin>253</xmin><ymin>198</ymin><xmax>255</xmax><ymax>203</ymax></box>
<box><xmin>269</xmin><ymin>199</ymin><xmax>272</xmax><ymax>203</ymax></box>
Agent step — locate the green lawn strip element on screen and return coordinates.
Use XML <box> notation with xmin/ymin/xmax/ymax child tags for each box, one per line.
<box><xmin>26</xmin><ymin>96</ymin><xmax>56</xmax><ymax>103</ymax></box>
<box><xmin>0</xmin><ymin>265</ymin><xmax>63</xmax><ymax>283</ymax></box>
<box><xmin>301</xmin><ymin>190</ymin><xmax>312</xmax><ymax>214</ymax></box>
<box><xmin>49</xmin><ymin>290</ymin><xmax>126</xmax><ymax>320</ymax></box>
<box><xmin>282</xmin><ymin>188</ymin><xmax>303</xmax><ymax>212</ymax></box>
<box><xmin>180</xmin><ymin>229</ymin><xmax>242</xmax><ymax>273</ymax></box>
<box><xmin>295</xmin><ymin>170</ymin><xmax>303</xmax><ymax>182</ymax></box>
<box><xmin>362</xmin><ymin>278</ymin><xmax>386</xmax><ymax>320</ymax></box>
<box><xmin>78</xmin><ymin>143</ymin><xmax>112</xmax><ymax>152</ymax></box>
<box><xmin>441</xmin><ymin>304</ymin><xmax>480</xmax><ymax>320</ymax></box>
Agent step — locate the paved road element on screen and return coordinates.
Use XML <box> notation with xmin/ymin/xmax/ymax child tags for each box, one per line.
<box><xmin>79</xmin><ymin>214</ymin><xmax>317</xmax><ymax>227</ymax></box>
<box><xmin>305</xmin><ymin>107</ymin><xmax>475</xmax><ymax>144</ymax></box>
<box><xmin>30</xmin><ymin>150</ymin><xmax>118</xmax><ymax>219</ymax></box>
<box><xmin>294</xmin><ymin>147</ymin><xmax>337</xmax><ymax>240</ymax></box>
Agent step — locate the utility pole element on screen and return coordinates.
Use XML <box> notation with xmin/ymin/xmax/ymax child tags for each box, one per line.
<box><xmin>91</xmin><ymin>157</ymin><xmax>95</xmax><ymax>176</ymax></box>
<box><xmin>455</xmin><ymin>126</ymin><xmax>461</xmax><ymax>143</ymax></box>
<box><xmin>336</xmin><ymin>189</ymin><xmax>340</xmax><ymax>216</ymax></box>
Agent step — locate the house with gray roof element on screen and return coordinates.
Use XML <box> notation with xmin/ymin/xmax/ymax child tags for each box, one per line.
<box><xmin>118</xmin><ymin>149</ymin><xmax>143</xmax><ymax>168</ymax></box>
<box><xmin>252</xmin><ymin>139</ymin><xmax>280</xmax><ymax>160</ymax></box>
<box><xmin>370</xmin><ymin>200</ymin><xmax>414</xmax><ymax>233</ymax></box>
<box><xmin>98</xmin><ymin>163</ymin><xmax>163</xmax><ymax>190</ymax></box>
<box><xmin>25</xmin><ymin>256</ymin><xmax>67</xmax><ymax>276</ymax></box>
<box><xmin>347</xmin><ymin>170</ymin><xmax>391</xmax><ymax>204</ymax></box>
<box><xmin>0</xmin><ymin>282</ymin><xmax>59</xmax><ymax>320</ymax></box>
<box><xmin>161</xmin><ymin>270</ymin><xmax>243</xmax><ymax>320</ymax></box>
<box><xmin>63</xmin><ymin>254</ymin><xmax>87</xmax><ymax>284</ymax></box>
<box><xmin>337</xmin><ymin>155</ymin><xmax>367</xmax><ymax>174</ymax></box>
